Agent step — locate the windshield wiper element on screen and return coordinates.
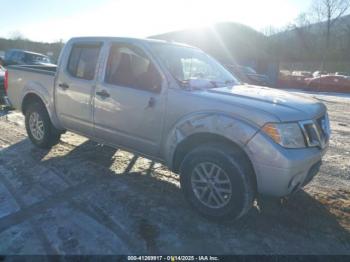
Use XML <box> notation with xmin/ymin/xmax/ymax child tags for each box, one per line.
<box><xmin>224</xmin><ymin>79</ymin><xmax>238</xmax><ymax>85</ymax></box>
<box><xmin>177</xmin><ymin>79</ymin><xmax>217</xmax><ymax>90</ymax></box>
<box><xmin>208</xmin><ymin>80</ymin><xmax>238</xmax><ymax>88</ymax></box>
<box><xmin>209</xmin><ymin>81</ymin><xmax>218</xmax><ymax>88</ymax></box>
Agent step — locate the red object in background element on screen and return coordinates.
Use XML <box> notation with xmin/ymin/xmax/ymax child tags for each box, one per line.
<box><xmin>276</xmin><ymin>74</ymin><xmax>309</xmax><ymax>89</ymax></box>
<box><xmin>306</xmin><ymin>75</ymin><xmax>350</xmax><ymax>93</ymax></box>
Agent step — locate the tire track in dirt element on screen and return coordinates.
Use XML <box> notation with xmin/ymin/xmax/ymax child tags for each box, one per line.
<box><xmin>0</xmin><ymin>100</ymin><xmax>349</xmax><ymax>254</ymax></box>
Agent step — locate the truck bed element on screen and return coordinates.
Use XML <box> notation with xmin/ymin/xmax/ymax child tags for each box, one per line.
<box><xmin>8</xmin><ymin>64</ymin><xmax>57</xmax><ymax>74</ymax></box>
<box><xmin>6</xmin><ymin>65</ymin><xmax>57</xmax><ymax>111</ymax></box>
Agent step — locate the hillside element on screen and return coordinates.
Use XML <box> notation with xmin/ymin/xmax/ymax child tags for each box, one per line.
<box><xmin>1</xmin><ymin>16</ymin><xmax>349</xmax><ymax>72</ymax></box>
<box><xmin>269</xmin><ymin>14</ymin><xmax>350</xmax><ymax>63</ymax></box>
<box><xmin>150</xmin><ymin>22</ymin><xmax>270</xmax><ymax>65</ymax></box>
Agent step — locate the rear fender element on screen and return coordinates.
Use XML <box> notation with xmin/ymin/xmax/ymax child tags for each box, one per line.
<box><xmin>21</xmin><ymin>82</ymin><xmax>63</xmax><ymax>130</ymax></box>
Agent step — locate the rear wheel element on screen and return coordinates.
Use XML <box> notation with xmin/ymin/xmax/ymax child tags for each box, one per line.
<box><xmin>25</xmin><ymin>102</ymin><xmax>61</xmax><ymax>149</ymax></box>
<box><xmin>179</xmin><ymin>143</ymin><xmax>255</xmax><ymax>221</ymax></box>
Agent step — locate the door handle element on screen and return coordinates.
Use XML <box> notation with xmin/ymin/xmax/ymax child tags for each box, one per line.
<box><xmin>58</xmin><ymin>83</ymin><xmax>69</xmax><ymax>90</ymax></box>
<box><xmin>96</xmin><ymin>90</ymin><xmax>110</xmax><ymax>98</ymax></box>
<box><xmin>146</xmin><ymin>97</ymin><xmax>156</xmax><ymax>109</ymax></box>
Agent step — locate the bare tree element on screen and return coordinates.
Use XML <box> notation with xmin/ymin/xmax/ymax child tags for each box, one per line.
<box><xmin>261</xmin><ymin>25</ymin><xmax>282</xmax><ymax>36</ymax></box>
<box><xmin>295</xmin><ymin>12</ymin><xmax>312</xmax><ymax>28</ymax></box>
<box><xmin>293</xmin><ymin>13</ymin><xmax>313</xmax><ymax>51</ymax></box>
<box><xmin>312</xmin><ymin>0</ymin><xmax>350</xmax><ymax>48</ymax></box>
<box><xmin>8</xmin><ymin>30</ymin><xmax>26</xmax><ymax>41</ymax></box>
<box><xmin>340</xmin><ymin>19</ymin><xmax>350</xmax><ymax>59</ymax></box>
<box><xmin>279</xmin><ymin>13</ymin><xmax>314</xmax><ymax>61</ymax></box>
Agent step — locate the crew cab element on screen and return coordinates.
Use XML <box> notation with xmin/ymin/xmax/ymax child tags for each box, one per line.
<box><xmin>5</xmin><ymin>37</ymin><xmax>330</xmax><ymax>220</ymax></box>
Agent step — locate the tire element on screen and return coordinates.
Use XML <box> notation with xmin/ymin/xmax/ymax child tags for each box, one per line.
<box><xmin>25</xmin><ymin>102</ymin><xmax>61</xmax><ymax>149</ymax></box>
<box><xmin>179</xmin><ymin>143</ymin><xmax>255</xmax><ymax>221</ymax></box>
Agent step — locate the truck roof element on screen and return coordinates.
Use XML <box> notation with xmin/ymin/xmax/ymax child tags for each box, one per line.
<box><xmin>68</xmin><ymin>36</ymin><xmax>196</xmax><ymax>49</ymax></box>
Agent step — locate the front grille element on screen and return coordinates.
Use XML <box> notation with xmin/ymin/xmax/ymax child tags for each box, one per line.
<box><xmin>299</xmin><ymin>114</ymin><xmax>330</xmax><ymax>149</ymax></box>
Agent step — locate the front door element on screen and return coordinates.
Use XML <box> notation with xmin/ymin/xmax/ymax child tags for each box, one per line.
<box><xmin>55</xmin><ymin>42</ymin><xmax>102</xmax><ymax>136</ymax></box>
<box><xmin>93</xmin><ymin>42</ymin><xmax>167</xmax><ymax>157</ymax></box>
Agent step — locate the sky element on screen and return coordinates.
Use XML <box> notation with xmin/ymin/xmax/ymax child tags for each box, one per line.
<box><xmin>0</xmin><ymin>0</ymin><xmax>312</xmax><ymax>42</ymax></box>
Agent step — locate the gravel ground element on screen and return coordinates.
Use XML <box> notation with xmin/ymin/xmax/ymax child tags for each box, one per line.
<box><xmin>0</xmin><ymin>91</ymin><xmax>349</xmax><ymax>255</ymax></box>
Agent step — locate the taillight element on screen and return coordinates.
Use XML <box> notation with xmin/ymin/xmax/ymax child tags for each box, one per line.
<box><xmin>4</xmin><ymin>70</ymin><xmax>8</xmax><ymax>94</ymax></box>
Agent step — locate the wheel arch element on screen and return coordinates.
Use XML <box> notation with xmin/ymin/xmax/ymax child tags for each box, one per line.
<box><xmin>21</xmin><ymin>92</ymin><xmax>47</xmax><ymax>115</ymax></box>
<box><xmin>163</xmin><ymin>112</ymin><xmax>260</xmax><ymax>190</ymax></box>
<box><xmin>164</xmin><ymin>112</ymin><xmax>258</xmax><ymax>166</ymax></box>
<box><xmin>21</xmin><ymin>92</ymin><xmax>63</xmax><ymax>130</ymax></box>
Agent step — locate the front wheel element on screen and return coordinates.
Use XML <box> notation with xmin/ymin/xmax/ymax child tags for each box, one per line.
<box><xmin>180</xmin><ymin>144</ymin><xmax>255</xmax><ymax>221</ymax></box>
<box><xmin>25</xmin><ymin>102</ymin><xmax>61</xmax><ymax>149</ymax></box>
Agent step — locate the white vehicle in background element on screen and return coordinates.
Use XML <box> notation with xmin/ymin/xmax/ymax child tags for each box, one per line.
<box><xmin>292</xmin><ymin>71</ymin><xmax>313</xmax><ymax>78</ymax></box>
<box><xmin>313</xmin><ymin>71</ymin><xmax>328</xmax><ymax>78</ymax></box>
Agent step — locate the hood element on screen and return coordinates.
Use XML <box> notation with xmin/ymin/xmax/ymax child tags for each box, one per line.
<box><xmin>202</xmin><ymin>85</ymin><xmax>326</xmax><ymax>123</ymax></box>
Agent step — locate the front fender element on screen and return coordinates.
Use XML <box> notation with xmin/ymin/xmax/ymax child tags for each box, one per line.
<box><xmin>163</xmin><ymin>112</ymin><xmax>259</xmax><ymax>169</ymax></box>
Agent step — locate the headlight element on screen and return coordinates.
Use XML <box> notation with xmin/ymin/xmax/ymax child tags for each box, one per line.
<box><xmin>262</xmin><ymin>122</ymin><xmax>306</xmax><ymax>148</ymax></box>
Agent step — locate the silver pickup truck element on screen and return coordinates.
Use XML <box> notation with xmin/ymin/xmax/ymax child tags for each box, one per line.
<box><xmin>5</xmin><ymin>37</ymin><xmax>330</xmax><ymax>220</ymax></box>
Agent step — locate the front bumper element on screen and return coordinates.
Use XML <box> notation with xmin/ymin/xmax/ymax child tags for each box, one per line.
<box><xmin>246</xmin><ymin>131</ymin><xmax>328</xmax><ymax>197</ymax></box>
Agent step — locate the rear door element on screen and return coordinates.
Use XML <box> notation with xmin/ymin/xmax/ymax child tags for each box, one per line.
<box><xmin>55</xmin><ymin>41</ymin><xmax>103</xmax><ymax>136</ymax></box>
<box><xmin>93</xmin><ymin>41</ymin><xmax>167</xmax><ymax>157</ymax></box>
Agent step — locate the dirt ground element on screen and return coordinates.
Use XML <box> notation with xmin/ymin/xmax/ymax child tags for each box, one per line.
<box><xmin>0</xmin><ymin>90</ymin><xmax>349</xmax><ymax>255</ymax></box>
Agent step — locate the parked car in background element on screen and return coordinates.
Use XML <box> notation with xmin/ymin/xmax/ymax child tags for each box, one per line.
<box><xmin>226</xmin><ymin>64</ymin><xmax>269</xmax><ymax>86</ymax></box>
<box><xmin>4</xmin><ymin>49</ymin><xmax>55</xmax><ymax>66</ymax></box>
<box><xmin>292</xmin><ymin>71</ymin><xmax>313</xmax><ymax>78</ymax></box>
<box><xmin>312</xmin><ymin>71</ymin><xmax>328</xmax><ymax>78</ymax></box>
<box><xmin>335</xmin><ymin>72</ymin><xmax>350</xmax><ymax>77</ymax></box>
<box><xmin>306</xmin><ymin>75</ymin><xmax>350</xmax><ymax>93</ymax></box>
<box><xmin>277</xmin><ymin>70</ymin><xmax>309</xmax><ymax>89</ymax></box>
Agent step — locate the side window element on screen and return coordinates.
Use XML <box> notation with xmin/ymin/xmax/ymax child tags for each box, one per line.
<box><xmin>67</xmin><ymin>44</ymin><xmax>101</xmax><ymax>80</ymax></box>
<box><xmin>17</xmin><ymin>52</ymin><xmax>25</xmax><ymax>62</ymax></box>
<box><xmin>8</xmin><ymin>51</ymin><xmax>16</xmax><ymax>61</ymax></box>
<box><xmin>12</xmin><ymin>52</ymin><xmax>20</xmax><ymax>62</ymax></box>
<box><xmin>105</xmin><ymin>43</ymin><xmax>161</xmax><ymax>92</ymax></box>
<box><xmin>4</xmin><ymin>51</ymin><xmax>10</xmax><ymax>60</ymax></box>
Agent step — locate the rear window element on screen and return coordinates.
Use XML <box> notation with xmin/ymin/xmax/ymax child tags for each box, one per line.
<box><xmin>67</xmin><ymin>44</ymin><xmax>101</xmax><ymax>80</ymax></box>
<box><xmin>24</xmin><ymin>53</ymin><xmax>51</xmax><ymax>63</ymax></box>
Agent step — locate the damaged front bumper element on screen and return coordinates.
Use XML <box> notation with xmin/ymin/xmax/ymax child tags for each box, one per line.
<box><xmin>246</xmin><ymin>130</ymin><xmax>328</xmax><ymax>197</ymax></box>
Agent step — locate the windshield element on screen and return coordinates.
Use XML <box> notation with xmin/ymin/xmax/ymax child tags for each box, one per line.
<box><xmin>150</xmin><ymin>43</ymin><xmax>240</xmax><ymax>88</ymax></box>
